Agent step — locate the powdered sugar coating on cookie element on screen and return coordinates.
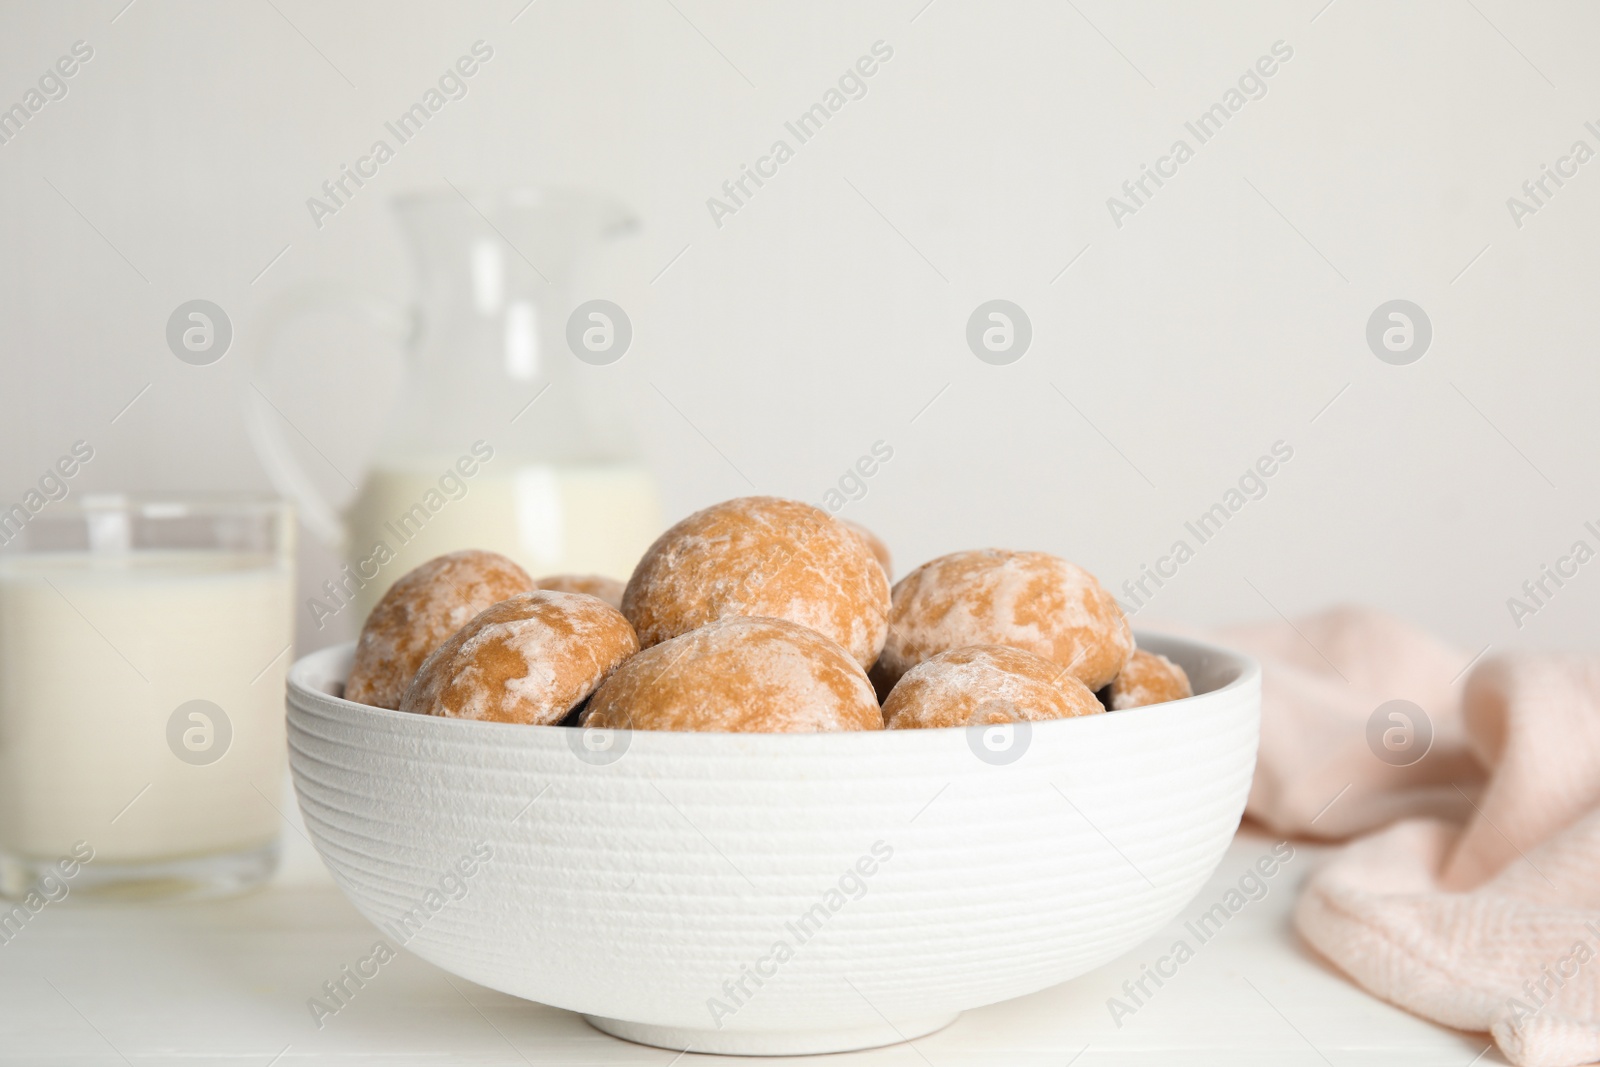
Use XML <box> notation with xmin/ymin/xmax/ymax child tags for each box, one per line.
<box><xmin>535</xmin><ymin>573</ymin><xmax>626</xmax><ymax>610</ymax></box>
<box><xmin>841</xmin><ymin>518</ymin><xmax>893</xmax><ymax>582</ymax></box>
<box><xmin>1104</xmin><ymin>648</ymin><xmax>1192</xmax><ymax>710</ymax></box>
<box><xmin>878</xmin><ymin>549</ymin><xmax>1133</xmax><ymax>691</ymax></box>
<box><xmin>345</xmin><ymin>550</ymin><xmax>535</xmax><ymax>709</ymax></box>
<box><xmin>399</xmin><ymin>591</ymin><xmax>638</xmax><ymax>724</ymax></box>
<box><xmin>622</xmin><ymin>496</ymin><xmax>890</xmax><ymax>668</ymax></box>
<box><xmin>883</xmin><ymin>645</ymin><xmax>1103</xmax><ymax>729</ymax></box>
<box><xmin>583</xmin><ymin>616</ymin><xmax>882</xmax><ymax>733</ymax></box>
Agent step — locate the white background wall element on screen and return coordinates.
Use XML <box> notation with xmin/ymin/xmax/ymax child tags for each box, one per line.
<box><xmin>2</xmin><ymin>0</ymin><xmax>1597</xmax><ymax>662</ymax></box>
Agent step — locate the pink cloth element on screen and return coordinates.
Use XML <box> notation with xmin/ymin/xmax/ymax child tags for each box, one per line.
<box><xmin>1217</xmin><ymin>606</ymin><xmax>1600</xmax><ymax>1067</ymax></box>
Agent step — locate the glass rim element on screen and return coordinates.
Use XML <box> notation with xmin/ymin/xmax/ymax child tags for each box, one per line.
<box><xmin>20</xmin><ymin>493</ymin><xmax>292</xmax><ymax>522</ymax></box>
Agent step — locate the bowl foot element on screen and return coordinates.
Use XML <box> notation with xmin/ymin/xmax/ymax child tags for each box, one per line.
<box><xmin>584</xmin><ymin>1011</ymin><xmax>960</xmax><ymax>1056</ymax></box>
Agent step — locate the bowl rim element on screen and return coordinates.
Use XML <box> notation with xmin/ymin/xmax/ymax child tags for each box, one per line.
<box><xmin>286</xmin><ymin>629</ymin><xmax>1260</xmax><ymax>746</ymax></box>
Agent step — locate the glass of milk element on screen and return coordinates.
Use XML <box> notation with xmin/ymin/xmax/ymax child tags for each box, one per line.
<box><xmin>0</xmin><ymin>495</ymin><xmax>294</xmax><ymax>898</ymax></box>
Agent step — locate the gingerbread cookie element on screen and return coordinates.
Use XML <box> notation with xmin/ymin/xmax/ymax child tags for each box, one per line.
<box><xmin>883</xmin><ymin>645</ymin><xmax>1103</xmax><ymax>729</ymax></box>
<box><xmin>841</xmin><ymin>518</ymin><xmax>893</xmax><ymax>581</ymax></box>
<box><xmin>622</xmin><ymin>496</ymin><xmax>889</xmax><ymax>668</ymax></box>
<box><xmin>1102</xmin><ymin>648</ymin><xmax>1192</xmax><ymax>710</ymax></box>
<box><xmin>345</xmin><ymin>550</ymin><xmax>534</xmax><ymax>709</ymax></box>
<box><xmin>583</xmin><ymin>616</ymin><xmax>881</xmax><ymax>733</ymax></box>
<box><xmin>878</xmin><ymin>549</ymin><xmax>1133</xmax><ymax>691</ymax></box>
<box><xmin>399</xmin><ymin>591</ymin><xmax>638</xmax><ymax>724</ymax></box>
<box><xmin>534</xmin><ymin>573</ymin><xmax>626</xmax><ymax>610</ymax></box>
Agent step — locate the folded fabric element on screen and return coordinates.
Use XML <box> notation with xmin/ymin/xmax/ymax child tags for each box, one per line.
<box><xmin>1214</xmin><ymin>607</ymin><xmax>1600</xmax><ymax>1067</ymax></box>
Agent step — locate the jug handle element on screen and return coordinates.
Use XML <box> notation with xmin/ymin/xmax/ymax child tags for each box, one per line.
<box><xmin>246</xmin><ymin>285</ymin><xmax>411</xmax><ymax>548</ymax></box>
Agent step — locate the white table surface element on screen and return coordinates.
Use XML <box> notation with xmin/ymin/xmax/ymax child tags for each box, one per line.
<box><xmin>1</xmin><ymin>803</ymin><xmax>1504</xmax><ymax>1067</ymax></box>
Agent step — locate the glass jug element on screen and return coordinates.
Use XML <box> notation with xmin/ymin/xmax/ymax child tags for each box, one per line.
<box><xmin>249</xmin><ymin>187</ymin><xmax>662</xmax><ymax>623</ymax></box>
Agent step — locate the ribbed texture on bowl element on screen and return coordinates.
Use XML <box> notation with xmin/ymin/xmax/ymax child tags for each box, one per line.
<box><xmin>287</xmin><ymin>631</ymin><xmax>1259</xmax><ymax>1037</ymax></box>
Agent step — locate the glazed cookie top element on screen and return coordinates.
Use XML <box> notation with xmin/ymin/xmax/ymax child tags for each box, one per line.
<box><xmin>621</xmin><ymin>496</ymin><xmax>890</xmax><ymax>668</ymax></box>
<box><xmin>878</xmin><ymin>549</ymin><xmax>1134</xmax><ymax>691</ymax></box>
<box><xmin>583</xmin><ymin>616</ymin><xmax>882</xmax><ymax>733</ymax></box>
<box><xmin>345</xmin><ymin>550</ymin><xmax>535</xmax><ymax>709</ymax></box>
<box><xmin>1104</xmin><ymin>648</ymin><xmax>1193</xmax><ymax>710</ymax></box>
<box><xmin>399</xmin><ymin>591</ymin><xmax>638</xmax><ymax>725</ymax></box>
<box><xmin>883</xmin><ymin>645</ymin><xmax>1103</xmax><ymax>729</ymax></box>
<box><xmin>534</xmin><ymin>573</ymin><xmax>626</xmax><ymax>610</ymax></box>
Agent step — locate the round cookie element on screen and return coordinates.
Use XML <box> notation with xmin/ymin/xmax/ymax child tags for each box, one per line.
<box><xmin>1103</xmin><ymin>648</ymin><xmax>1193</xmax><ymax>710</ymax></box>
<box><xmin>346</xmin><ymin>550</ymin><xmax>535</xmax><ymax>709</ymax></box>
<box><xmin>878</xmin><ymin>549</ymin><xmax>1133</xmax><ymax>692</ymax></box>
<box><xmin>583</xmin><ymin>616</ymin><xmax>882</xmax><ymax>733</ymax></box>
<box><xmin>841</xmin><ymin>519</ymin><xmax>893</xmax><ymax>581</ymax></box>
<box><xmin>622</xmin><ymin>496</ymin><xmax>890</xmax><ymax>669</ymax></box>
<box><xmin>883</xmin><ymin>645</ymin><xmax>1103</xmax><ymax>729</ymax></box>
<box><xmin>399</xmin><ymin>591</ymin><xmax>638</xmax><ymax>724</ymax></box>
<box><xmin>535</xmin><ymin>573</ymin><xmax>626</xmax><ymax>610</ymax></box>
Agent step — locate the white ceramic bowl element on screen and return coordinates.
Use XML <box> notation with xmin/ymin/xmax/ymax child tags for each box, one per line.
<box><xmin>286</xmin><ymin>631</ymin><xmax>1259</xmax><ymax>1056</ymax></box>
